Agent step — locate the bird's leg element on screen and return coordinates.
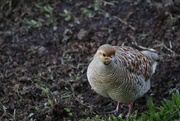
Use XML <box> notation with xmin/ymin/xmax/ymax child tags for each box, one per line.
<box><xmin>114</xmin><ymin>102</ymin><xmax>121</xmax><ymax>113</ymax></box>
<box><xmin>126</xmin><ymin>102</ymin><xmax>133</xmax><ymax>119</ymax></box>
<box><xmin>105</xmin><ymin>102</ymin><xmax>121</xmax><ymax>114</ymax></box>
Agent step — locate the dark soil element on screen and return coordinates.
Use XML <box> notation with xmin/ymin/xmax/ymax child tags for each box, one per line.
<box><xmin>0</xmin><ymin>0</ymin><xmax>180</xmax><ymax>121</ymax></box>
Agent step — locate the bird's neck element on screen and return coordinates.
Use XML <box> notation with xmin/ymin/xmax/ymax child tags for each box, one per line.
<box><xmin>98</xmin><ymin>62</ymin><xmax>114</xmax><ymax>74</ymax></box>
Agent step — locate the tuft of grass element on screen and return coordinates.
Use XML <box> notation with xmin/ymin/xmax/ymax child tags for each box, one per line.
<box><xmin>60</xmin><ymin>9</ymin><xmax>76</xmax><ymax>21</ymax></box>
<box><xmin>139</xmin><ymin>89</ymin><xmax>180</xmax><ymax>121</ymax></box>
<box><xmin>23</xmin><ymin>18</ymin><xmax>42</xmax><ymax>28</ymax></box>
<box><xmin>35</xmin><ymin>4</ymin><xmax>53</xmax><ymax>15</ymax></box>
<box><xmin>48</xmin><ymin>99</ymin><xmax>53</xmax><ymax>106</ymax></box>
<box><xmin>40</xmin><ymin>87</ymin><xmax>49</xmax><ymax>95</ymax></box>
<box><xmin>81</xmin><ymin>8</ymin><xmax>93</xmax><ymax>18</ymax></box>
<box><xmin>79</xmin><ymin>89</ymin><xmax>180</xmax><ymax>121</ymax></box>
<box><xmin>64</xmin><ymin>108</ymin><xmax>73</xmax><ymax>116</ymax></box>
<box><xmin>34</xmin><ymin>78</ymin><xmax>41</xmax><ymax>83</ymax></box>
<box><xmin>34</xmin><ymin>107</ymin><xmax>39</xmax><ymax>111</ymax></box>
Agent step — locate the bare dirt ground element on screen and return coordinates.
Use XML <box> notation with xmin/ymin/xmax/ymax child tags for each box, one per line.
<box><xmin>0</xmin><ymin>0</ymin><xmax>180</xmax><ymax>120</ymax></box>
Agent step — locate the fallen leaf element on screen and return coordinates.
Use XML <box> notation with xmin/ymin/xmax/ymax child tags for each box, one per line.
<box><xmin>3</xmin><ymin>88</ymin><xmax>8</xmax><ymax>93</ymax></box>
<box><xmin>14</xmin><ymin>83</ymin><xmax>20</xmax><ymax>89</ymax></box>
<box><xmin>77</xmin><ymin>29</ymin><xmax>89</xmax><ymax>40</ymax></box>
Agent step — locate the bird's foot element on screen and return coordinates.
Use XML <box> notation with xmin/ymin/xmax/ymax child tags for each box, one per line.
<box><xmin>125</xmin><ymin>113</ymin><xmax>130</xmax><ymax>120</ymax></box>
<box><xmin>104</xmin><ymin>102</ymin><xmax>121</xmax><ymax>115</ymax></box>
<box><xmin>104</xmin><ymin>108</ymin><xmax>119</xmax><ymax>115</ymax></box>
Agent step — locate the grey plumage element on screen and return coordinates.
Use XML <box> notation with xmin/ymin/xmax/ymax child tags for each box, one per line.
<box><xmin>87</xmin><ymin>44</ymin><xmax>159</xmax><ymax>116</ymax></box>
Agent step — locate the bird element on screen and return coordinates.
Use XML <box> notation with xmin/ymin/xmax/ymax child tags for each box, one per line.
<box><xmin>87</xmin><ymin>44</ymin><xmax>159</xmax><ymax>118</ymax></box>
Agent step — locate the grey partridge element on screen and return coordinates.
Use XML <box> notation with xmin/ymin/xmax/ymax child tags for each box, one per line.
<box><xmin>87</xmin><ymin>44</ymin><xmax>159</xmax><ymax>118</ymax></box>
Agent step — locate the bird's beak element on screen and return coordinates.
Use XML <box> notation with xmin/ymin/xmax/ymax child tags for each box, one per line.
<box><xmin>111</xmin><ymin>55</ymin><xmax>117</xmax><ymax>64</ymax></box>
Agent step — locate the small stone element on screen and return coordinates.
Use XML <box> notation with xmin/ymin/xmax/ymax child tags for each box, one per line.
<box><xmin>77</xmin><ymin>29</ymin><xmax>89</xmax><ymax>40</ymax></box>
<box><xmin>38</xmin><ymin>46</ymin><xmax>47</xmax><ymax>56</ymax></box>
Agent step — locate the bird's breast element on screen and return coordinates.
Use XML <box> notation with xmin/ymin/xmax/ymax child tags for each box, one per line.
<box><xmin>87</xmin><ymin>61</ymin><xmax>123</xmax><ymax>97</ymax></box>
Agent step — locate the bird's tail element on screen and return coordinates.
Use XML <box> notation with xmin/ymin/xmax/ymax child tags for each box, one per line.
<box><xmin>141</xmin><ymin>51</ymin><xmax>159</xmax><ymax>73</ymax></box>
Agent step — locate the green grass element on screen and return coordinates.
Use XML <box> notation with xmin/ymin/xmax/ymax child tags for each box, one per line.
<box><xmin>80</xmin><ymin>89</ymin><xmax>180</xmax><ymax>121</ymax></box>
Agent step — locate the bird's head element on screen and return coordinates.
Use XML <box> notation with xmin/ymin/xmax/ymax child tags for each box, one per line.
<box><xmin>96</xmin><ymin>44</ymin><xmax>117</xmax><ymax>65</ymax></box>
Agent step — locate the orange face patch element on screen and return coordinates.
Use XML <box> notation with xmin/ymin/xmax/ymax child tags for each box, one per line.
<box><xmin>106</xmin><ymin>50</ymin><xmax>115</xmax><ymax>57</ymax></box>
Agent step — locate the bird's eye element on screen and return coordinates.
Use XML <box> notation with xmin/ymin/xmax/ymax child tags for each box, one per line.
<box><xmin>102</xmin><ymin>53</ymin><xmax>106</xmax><ymax>57</ymax></box>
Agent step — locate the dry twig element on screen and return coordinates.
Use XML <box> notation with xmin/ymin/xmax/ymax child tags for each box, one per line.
<box><xmin>114</xmin><ymin>16</ymin><xmax>136</xmax><ymax>31</ymax></box>
<box><xmin>128</xmin><ymin>34</ymin><xmax>157</xmax><ymax>52</ymax></box>
<box><xmin>128</xmin><ymin>34</ymin><xmax>179</xmax><ymax>59</ymax></box>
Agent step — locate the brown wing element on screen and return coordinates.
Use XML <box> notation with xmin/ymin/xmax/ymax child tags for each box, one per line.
<box><xmin>114</xmin><ymin>46</ymin><xmax>153</xmax><ymax>81</ymax></box>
